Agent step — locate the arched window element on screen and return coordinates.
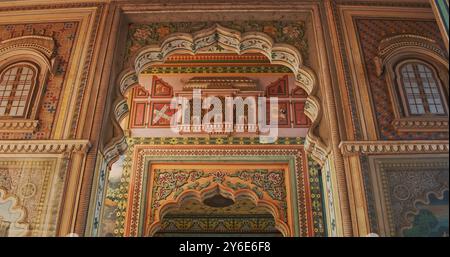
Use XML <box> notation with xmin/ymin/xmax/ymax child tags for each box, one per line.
<box><xmin>0</xmin><ymin>63</ymin><xmax>38</xmax><ymax>118</ymax></box>
<box><xmin>397</xmin><ymin>61</ymin><xmax>447</xmax><ymax>116</ymax></box>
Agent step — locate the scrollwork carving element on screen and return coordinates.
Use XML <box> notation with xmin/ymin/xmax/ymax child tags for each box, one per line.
<box><xmin>374</xmin><ymin>34</ymin><xmax>447</xmax><ymax>77</ymax></box>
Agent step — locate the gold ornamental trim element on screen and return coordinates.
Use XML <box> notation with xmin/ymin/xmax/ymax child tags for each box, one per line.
<box><xmin>0</xmin><ymin>140</ymin><xmax>91</xmax><ymax>154</ymax></box>
<box><xmin>339</xmin><ymin>140</ymin><xmax>449</xmax><ymax>155</ymax></box>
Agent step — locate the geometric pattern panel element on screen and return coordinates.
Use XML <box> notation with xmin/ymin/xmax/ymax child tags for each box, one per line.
<box><xmin>369</xmin><ymin>156</ymin><xmax>449</xmax><ymax>236</ymax></box>
<box><xmin>307</xmin><ymin>158</ymin><xmax>326</xmax><ymax>237</ymax></box>
<box><xmin>0</xmin><ymin>22</ymin><xmax>79</xmax><ymax>140</ymax></box>
<box><xmin>126</xmin><ymin>21</ymin><xmax>308</xmax><ymax>65</ymax></box>
<box><xmin>0</xmin><ymin>157</ymin><xmax>63</xmax><ymax>236</ymax></box>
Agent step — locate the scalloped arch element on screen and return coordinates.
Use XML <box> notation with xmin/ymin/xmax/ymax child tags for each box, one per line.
<box><xmin>106</xmin><ymin>24</ymin><xmax>326</xmax><ymax>165</ymax></box>
<box><xmin>147</xmin><ymin>184</ymin><xmax>291</xmax><ymax>237</ymax></box>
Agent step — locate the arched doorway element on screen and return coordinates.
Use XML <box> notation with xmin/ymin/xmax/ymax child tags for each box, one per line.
<box><xmin>154</xmin><ymin>196</ymin><xmax>283</xmax><ymax>237</ymax></box>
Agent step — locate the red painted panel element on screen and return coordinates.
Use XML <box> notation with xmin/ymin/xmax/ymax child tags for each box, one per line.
<box><xmin>149</xmin><ymin>102</ymin><xmax>176</xmax><ymax>127</ymax></box>
<box><xmin>131</xmin><ymin>102</ymin><xmax>147</xmax><ymax>128</ymax></box>
<box><xmin>293</xmin><ymin>101</ymin><xmax>311</xmax><ymax>127</ymax></box>
<box><xmin>266</xmin><ymin>101</ymin><xmax>291</xmax><ymax>127</ymax></box>
<box><xmin>266</xmin><ymin>75</ymin><xmax>289</xmax><ymax>97</ymax></box>
<box><xmin>134</xmin><ymin>86</ymin><xmax>149</xmax><ymax>98</ymax></box>
<box><xmin>292</xmin><ymin>87</ymin><xmax>308</xmax><ymax>97</ymax></box>
<box><xmin>151</xmin><ymin>76</ymin><xmax>173</xmax><ymax>98</ymax></box>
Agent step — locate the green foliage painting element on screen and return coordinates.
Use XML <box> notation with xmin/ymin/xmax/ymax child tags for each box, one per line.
<box><xmin>403</xmin><ymin>191</ymin><xmax>449</xmax><ymax>237</ymax></box>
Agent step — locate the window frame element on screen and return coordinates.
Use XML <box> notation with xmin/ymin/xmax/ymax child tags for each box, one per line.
<box><xmin>0</xmin><ymin>61</ymin><xmax>39</xmax><ymax>119</ymax></box>
<box><xmin>395</xmin><ymin>59</ymin><xmax>449</xmax><ymax>118</ymax></box>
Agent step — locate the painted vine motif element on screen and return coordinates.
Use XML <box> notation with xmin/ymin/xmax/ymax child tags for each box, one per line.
<box><xmin>156</xmin><ymin>216</ymin><xmax>280</xmax><ymax>235</ymax></box>
<box><xmin>126</xmin><ymin>21</ymin><xmax>308</xmax><ymax>64</ymax></box>
<box><xmin>142</xmin><ymin>65</ymin><xmax>292</xmax><ymax>74</ymax></box>
<box><xmin>151</xmin><ymin>168</ymin><xmax>288</xmax><ymax>224</ymax></box>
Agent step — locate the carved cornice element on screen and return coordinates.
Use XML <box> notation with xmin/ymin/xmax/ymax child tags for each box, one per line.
<box><xmin>339</xmin><ymin>140</ymin><xmax>449</xmax><ymax>155</ymax></box>
<box><xmin>0</xmin><ymin>35</ymin><xmax>55</xmax><ymax>59</ymax></box>
<box><xmin>374</xmin><ymin>34</ymin><xmax>448</xmax><ymax>76</ymax></box>
<box><xmin>0</xmin><ymin>140</ymin><xmax>91</xmax><ymax>154</ymax></box>
<box><xmin>0</xmin><ymin>1</ymin><xmax>104</xmax><ymax>12</ymax></box>
<box><xmin>392</xmin><ymin>118</ymin><xmax>449</xmax><ymax>132</ymax></box>
<box><xmin>0</xmin><ymin>119</ymin><xmax>39</xmax><ymax>133</ymax></box>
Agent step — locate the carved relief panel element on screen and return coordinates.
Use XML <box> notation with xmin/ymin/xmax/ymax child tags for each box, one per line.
<box><xmin>0</xmin><ymin>156</ymin><xmax>66</xmax><ymax>236</ymax></box>
<box><xmin>368</xmin><ymin>155</ymin><xmax>449</xmax><ymax>237</ymax></box>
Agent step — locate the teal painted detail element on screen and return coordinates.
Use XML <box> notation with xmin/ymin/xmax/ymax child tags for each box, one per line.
<box><xmin>436</xmin><ymin>0</ymin><xmax>449</xmax><ymax>35</ymax></box>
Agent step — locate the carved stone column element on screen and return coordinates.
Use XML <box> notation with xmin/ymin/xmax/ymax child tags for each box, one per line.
<box><xmin>57</xmin><ymin>142</ymin><xmax>91</xmax><ymax>236</ymax></box>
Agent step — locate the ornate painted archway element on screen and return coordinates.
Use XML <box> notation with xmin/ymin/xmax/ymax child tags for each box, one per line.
<box><xmin>147</xmin><ymin>183</ymin><xmax>291</xmax><ymax>236</ymax></box>
<box><xmin>104</xmin><ymin>24</ymin><xmax>327</xmax><ymax>167</ymax></box>
<box><xmin>114</xmin><ymin>143</ymin><xmax>314</xmax><ymax>237</ymax></box>
<box><xmin>95</xmin><ymin>22</ymin><xmax>334</xmax><ymax>238</ymax></box>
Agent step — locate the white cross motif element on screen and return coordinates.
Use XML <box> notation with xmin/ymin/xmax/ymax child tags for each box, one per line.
<box><xmin>153</xmin><ymin>105</ymin><xmax>172</xmax><ymax>124</ymax></box>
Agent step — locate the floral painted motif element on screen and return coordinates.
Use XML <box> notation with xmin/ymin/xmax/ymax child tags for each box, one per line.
<box><xmin>308</xmin><ymin>157</ymin><xmax>327</xmax><ymax>237</ymax></box>
<box><xmin>263</xmin><ymin>25</ymin><xmax>278</xmax><ymax>37</ymax></box>
<box><xmin>230</xmin><ymin>170</ymin><xmax>286</xmax><ymax>201</ymax></box>
<box><xmin>125</xmin><ymin>21</ymin><xmax>308</xmax><ymax>64</ymax></box>
<box><xmin>101</xmin><ymin>137</ymin><xmax>314</xmax><ymax>237</ymax></box>
<box><xmin>150</xmin><ymin>168</ymin><xmax>288</xmax><ymax>225</ymax></box>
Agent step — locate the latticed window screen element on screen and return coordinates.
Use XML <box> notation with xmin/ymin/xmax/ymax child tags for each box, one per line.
<box><xmin>400</xmin><ymin>62</ymin><xmax>446</xmax><ymax>115</ymax></box>
<box><xmin>0</xmin><ymin>64</ymin><xmax>36</xmax><ymax>117</ymax></box>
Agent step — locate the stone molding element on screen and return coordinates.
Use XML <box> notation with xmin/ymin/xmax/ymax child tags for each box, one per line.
<box><xmin>0</xmin><ymin>119</ymin><xmax>39</xmax><ymax>133</ymax></box>
<box><xmin>0</xmin><ymin>140</ymin><xmax>91</xmax><ymax>154</ymax></box>
<box><xmin>339</xmin><ymin>140</ymin><xmax>449</xmax><ymax>155</ymax></box>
